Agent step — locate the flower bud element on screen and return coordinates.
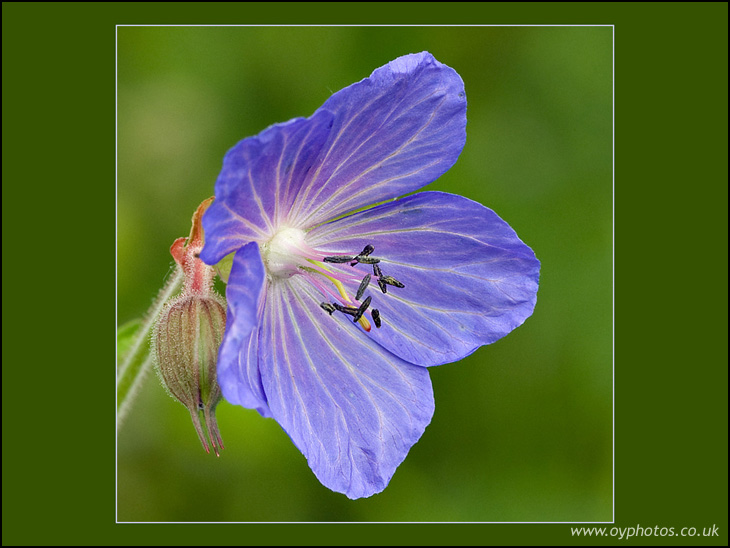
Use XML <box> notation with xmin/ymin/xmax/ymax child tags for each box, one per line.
<box><xmin>151</xmin><ymin>197</ymin><xmax>227</xmax><ymax>455</ymax></box>
<box><xmin>153</xmin><ymin>292</ymin><xmax>226</xmax><ymax>455</ymax></box>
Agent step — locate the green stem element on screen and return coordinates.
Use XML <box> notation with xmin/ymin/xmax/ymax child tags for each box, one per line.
<box><xmin>117</xmin><ymin>267</ymin><xmax>183</xmax><ymax>427</ymax></box>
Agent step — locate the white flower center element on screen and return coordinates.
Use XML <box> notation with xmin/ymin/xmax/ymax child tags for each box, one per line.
<box><xmin>261</xmin><ymin>226</ymin><xmax>309</xmax><ymax>279</ymax></box>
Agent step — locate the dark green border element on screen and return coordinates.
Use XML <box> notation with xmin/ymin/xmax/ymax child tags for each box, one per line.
<box><xmin>3</xmin><ymin>2</ymin><xmax>727</xmax><ymax>546</ymax></box>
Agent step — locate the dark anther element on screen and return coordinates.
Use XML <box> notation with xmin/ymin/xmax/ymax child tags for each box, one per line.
<box><xmin>356</xmin><ymin>274</ymin><xmax>371</xmax><ymax>301</ymax></box>
<box><xmin>350</xmin><ymin>244</ymin><xmax>378</xmax><ymax>266</ymax></box>
<box><xmin>373</xmin><ymin>264</ymin><xmax>387</xmax><ymax>293</ymax></box>
<box><xmin>319</xmin><ymin>302</ymin><xmax>336</xmax><ymax>315</ymax></box>
<box><xmin>381</xmin><ymin>275</ymin><xmax>405</xmax><ymax>288</ymax></box>
<box><xmin>360</xmin><ymin>244</ymin><xmax>375</xmax><ymax>257</ymax></box>
<box><xmin>332</xmin><ymin>302</ymin><xmax>359</xmax><ymax>317</ymax></box>
<box><xmin>324</xmin><ymin>256</ymin><xmax>354</xmax><ymax>263</ymax></box>
<box><xmin>352</xmin><ymin>296</ymin><xmax>372</xmax><ymax>323</ymax></box>
<box><xmin>371</xmin><ymin>309</ymin><xmax>382</xmax><ymax>328</ymax></box>
<box><xmin>354</xmin><ymin>256</ymin><xmax>380</xmax><ymax>265</ymax></box>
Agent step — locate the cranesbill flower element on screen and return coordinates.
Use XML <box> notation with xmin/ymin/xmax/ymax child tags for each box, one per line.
<box><xmin>200</xmin><ymin>52</ymin><xmax>540</xmax><ymax>499</ymax></box>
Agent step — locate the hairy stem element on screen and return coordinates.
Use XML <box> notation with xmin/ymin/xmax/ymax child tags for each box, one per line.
<box><xmin>117</xmin><ymin>268</ymin><xmax>183</xmax><ymax>427</ymax></box>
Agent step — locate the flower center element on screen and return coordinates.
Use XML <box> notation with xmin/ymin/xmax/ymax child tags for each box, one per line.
<box><xmin>261</xmin><ymin>229</ymin><xmax>405</xmax><ymax>333</ymax></box>
<box><xmin>260</xmin><ymin>226</ymin><xmax>310</xmax><ymax>279</ymax></box>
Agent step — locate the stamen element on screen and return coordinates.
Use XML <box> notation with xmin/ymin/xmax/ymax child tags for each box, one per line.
<box><xmin>371</xmin><ymin>309</ymin><xmax>382</xmax><ymax>328</ymax></box>
<box><xmin>359</xmin><ymin>244</ymin><xmax>374</xmax><ymax>257</ymax></box>
<box><xmin>323</xmin><ymin>256</ymin><xmax>354</xmax><ymax>264</ymax></box>
<box><xmin>306</xmin><ymin>244</ymin><xmax>379</xmax><ymax>333</ymax></box>
<box><xmin>352</xmin><ymin>296</ymin><xmax>372</xmax><ymax>323</ymax></box>
<box><xmin>350</xmin><ymin>244</ymin><xmax>377</xmax><ymax>266</ymax></box>
<box><xmin>380</xmin><ymin>275</ymin><xmax>405</xmax><ymax>288</ymax></box>
<box><xmin>355</xmin><ymin>274</ymin><xmax>371</xmax><ymax>301</ymax></box>
<box><xmin>332</xmin><ymin>302</ymin><xmax>359</xmax><ymax>317</ymax></box>
<box><xmin>372</xmin><ymin>264</ymin><xmax>387</xmax><ymax>293</ymax></box>
<box><xmin>354</xmin><ymin>256</ymin><xmax>380</xmax><ymax>265</ymax></box>
<box><xmin>319</xmin><ymin>302</ymin><xmax>336</xmax><ymax>315</ymax></box>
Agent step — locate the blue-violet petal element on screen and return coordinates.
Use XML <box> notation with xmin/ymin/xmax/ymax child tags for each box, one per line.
<box><xmin>259</xmin><ymin>275</ymin><xmax>434</xmax><ymax>499</ymax></box>
<box><xmin>216</xmin><ymin>241</ymin><xmax>271</xmax><ymax>417</ymax></box>
<box><xmin>200</xmin><ymin>110</ymin><xmax>335</xmax><ymax>265</ymax></box>
<box><xmin>288</xmin><ymin>52</ymin><xmax>467</xmax><ymax>228</ymax></box>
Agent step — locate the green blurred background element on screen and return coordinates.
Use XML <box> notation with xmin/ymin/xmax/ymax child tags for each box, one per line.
<box><xmin>117</xmin><ymin>26</ymin><xmax>612</xmax><ymax>522</ymax></box>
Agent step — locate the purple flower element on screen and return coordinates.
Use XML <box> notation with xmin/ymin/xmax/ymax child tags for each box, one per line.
<box><xmin>200</xmin><ymin>52</ymin><xmax>540</xmax><ymax>499</ymax></box>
